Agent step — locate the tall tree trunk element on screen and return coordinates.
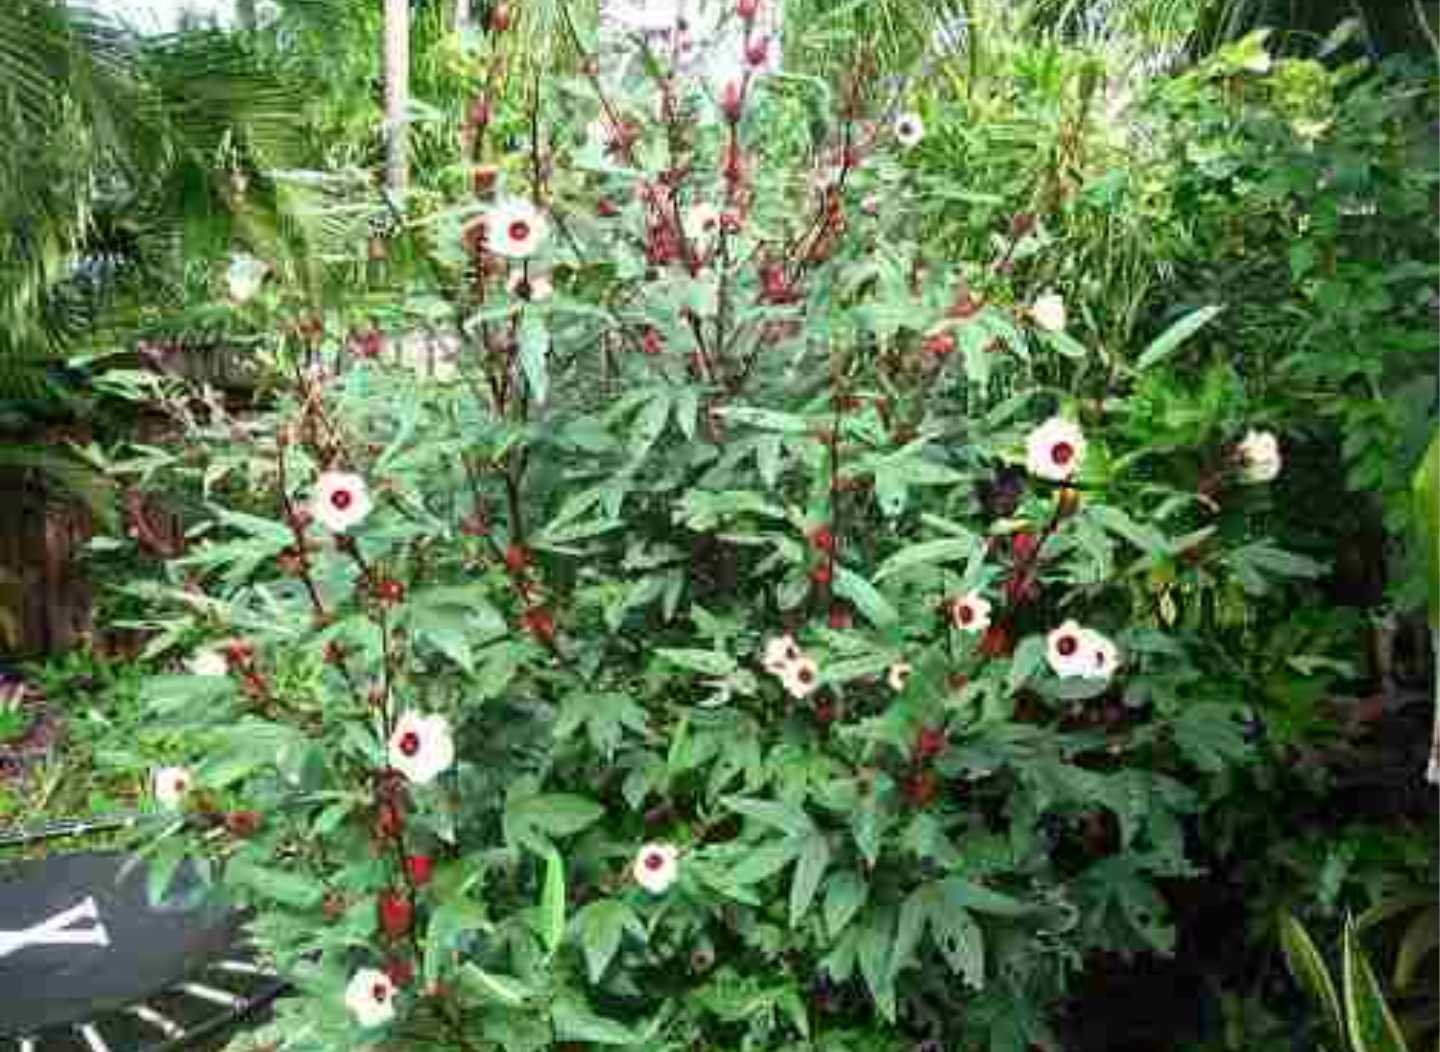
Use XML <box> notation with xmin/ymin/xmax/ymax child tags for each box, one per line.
<box><xmin>383</xmin><ymin>0</ymin><xmax>410</xmax><ymax>192</ymax></box>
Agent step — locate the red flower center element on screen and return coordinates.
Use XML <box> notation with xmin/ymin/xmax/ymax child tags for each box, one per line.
<box><xmin>331</xmin><ymin>489</ymin><xmax>353</xmax><ymax>510</ymax></box>
<box><xmin>958</xmin><ymin>604</ymin><xmax>974</xmax><ymax>624</ymax></box>
<box><xmin>798</xmin><ymin>667</ymin><xmax>814</xmax><ymax>684</ymax></box>
<box><xmin>508</xmin><ymin>220</ymin><xmax>531</xmax><ymax>243</ymax></box>
<box><xmin>1051</xmin><ymin>442</ymin><xmax>1075</xmax><ymax>466</ymax></box>
<box><xmin>399</xmin><ymin>731</ymin><xmax>421</xmax><ymax>756</ymax></box>
<box><xmin>1057</xmin><ymin>635</ymin><xmax>1078</xmax><ymax>656</ymax></box>
<box><xmin>644</xmin><ymin>852</ymin><xmax>665</xmax><ymax>871</ymax></box>
<box><xmin>372</xmin><ymin>981</ymin><xmax>390</xmax><ymax>1003</ymax></box>
<box><xmin>173</xmin><ymin>777</ymin><xmax>187</xmax><ymax>793</ymax></box>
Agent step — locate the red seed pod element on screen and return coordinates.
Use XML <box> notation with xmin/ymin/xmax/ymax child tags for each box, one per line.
<box><xmin>224</xmin><ymin>810</ymin><xmax>264</xmax><ymax>838</ymax></box>
<box><xmin>979</xmin><ymin>623</ymin><xmax>1013</xmax><ymax>657</ymax></box>
<box><xmin>1010</xmin><ymin>531</ymin><xmax>1040</xmax><ymax>564</ymax></box>
<box><xmin>504</xmin><ymin>544</ymin><xmax>528</xmax><ymax>574</ymax></box>
<box><xmin>810</xmin><ymin>562</ymin><xmax>833</xmax><ymax>587</ymax></box>
<box><xmin>385</xmin><ymin>956</ymin><xmax>415</xmax><ymax>988</ymax></box>
<box><xmin>467</xmin><ymin>95</ymin><xmax>493</xmax><ymax>129</ymax></box>
<box><xmin>489</xmin><ymin>3</ymin><xmax>512</xmax><ymax>32</ymax></box>
<box><xmin>745</xmin><ymin>37</ymin><xmax>768</xmax><ymax>67</ymax></box>
<box><xmin>810</xmin><ymin>526</ymin><xmax>836</xmax><ymax>554</ymax></box>
<box><xmin>374</xmin><ymin>578</ymin><xmax>406</xmax><ymax>604</ymax></box>
<box><xmin>923</xmin><ymin>332</ymin><xmax>956</xmax><ymax>358</ymax></box>
<box><xmin>522</xmin><ymin>606</ymin><xmax>556</xmax><ymax>643</ymax></box>
<box><xmin>375</xmin><ymin>800</ymin><xmax>405</xmax><ymax>841</ymax></box>
<box><xmin>405</xmin><ymin>854</ymin><xmax>435</xmax><ymax>886</ymax></box>
<box><xmin>828</xmin><ymin>602</ymin><xmax>852</xmax><ymax>630</ymax></box>
<box><xmin>721</xmin><ymin>80</ymin><xmax>744</xmax><ymax>123</ymax></box>
<box><xmin>224</xmin><ymin>638</ymin><xmax>255</xmax><ymax>666</ymax></box>
<box><xmin>642</xmin><ymin>328</ymin><xmax>664</xmax><ymax>356</ymax></box>
<box><xmin>904</xmin><ymin>770</ymin><xmax>940</xmax><ymax>809</ymax></box>
<box><xmin>378</xmin><ymin>890</ymin><xmax>413</xmax><ymax>938</ymax></box>
<box><xmin>915</xmin><ymin>727</ymin><xmax>947</xmax><ymax>761</ymax></box>
<box><xmin>737</xmin><ymin>0</ymin><xmax>759</xmax><ymax>21</ymax></box>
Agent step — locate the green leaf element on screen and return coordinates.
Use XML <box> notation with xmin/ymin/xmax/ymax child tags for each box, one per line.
<box><xmin>892</xmin><ymin>885</ymin><xmax>933</xmax><ymax>979</ymax></box>
<box><xmin>1342</xmin><ymin>917</ymin><xmax>1410</xmax><ymax>1052</ymax></box>
<box><xmin>655</xmin><ymin>647</ymin><xmax>736</xmax><ymax>676</ymax></box>
<box><xmin>874</xmin><ymin>536</ymin><xmax>978</xmax><ymax>580</ymax></box>
<box><xmin>458</xmin><ymin>963</ymin><xmax>532</xmax><ymax>1007</ymax></box>
<box><xmin>1135</xmin><ymin>305</ymin><xmax>1223</xmax><ymax>371</ymax></box>
<box><xmin>938</xmin><ymin>877</ymin><xmax>1030</xmax><ymax>917</ymax></box>
<box><xmin>1008</xmin><ymin>635</ymin><xmax>1047</xmax><ymax>693</ymax></box>
<box><xmin>506</xmin><ymin>792</ymin><xmax>606</xmax><ymax>850</ymax></box>
<box><xmin>552</xmin><ymin>998</ymin><xmax>639</xmax><ymax>1044</ymax></box>
<box><xmin>723</xmin><ymin>796</ymin><xmax>814</xmax><ymax>836</ymax></box>
<box><xmin>730</xmin><ymin>840</ymin><xmax>801</xmax><ymax>885</ymax></box>
<box><xmin>1279</xmin><ymin>911</ymin><xmax>1345</xmax><ymax>1046</ymax></box>
<box><xmin>225</xmin><ymin>854</ymin><xmax>324</xmax><ymax>910</ymax></box>
<box><xmin>519</xmin><ymin>311</ymin><xmax>550</xmax><ymax>403</ymax></box>
<box><xmin>789</xmin><ymin>832</ymin><xmax>831</xmax><ymax>926</ymax></box>
<box><xmin>540</xmin><ymin>850</ymin><xmax>566</xmax><ymax>954</ymax></box>
<box><xmin>858</xmin><ymin>909</ymin><xmax>897</xmax><ymax>1021</ymax></box>
<box><xmin>1393</xmin><ymin>906</ymin><xmax>1439</xmax><ymax>990</ymax></box>
<box><xmin>575</xmin><ymin>899</ymin><xmax>642</xmax><ymax>984</ymax></box>
<box><xmin>823</xmin><ymin>870</ymin><xmax>868</xmax><ymax>937</ymax></box>
<box><xmin>1412</xmin><ymin>427</ymin><xmax>1439</xmax><ymax>625</ymax></box>
<box><xmin>931</xmin><ymin>902</ymin><xmax>985</xmax><ymax>988</ymax></box>
<box><xmin>424</xmin><ymin>897</ymin><xmax>492</xmax><ymax>984</ymax></box>
<box><xmin>834</xmin><ymin>567</ymin><xmax>898</xmax><ymax>627</ymax></box>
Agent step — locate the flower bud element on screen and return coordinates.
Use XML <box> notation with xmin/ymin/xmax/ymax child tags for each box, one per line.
<box><xmin>737</xmin><ymin>0</ymin><xmax>759</xmax><ymax>21</ymax></box>
<box><xmin>405</xmin><ymin>854</ymin><xmax>435</xmax><ymax>886</ymax></box>
<box><xmin>721</xmin><ymin>80</ymin><xmax>744</xmax><ymax>123</ymax></box>
<box><xmin>378</xmin><ymin>889</ymin><xmax>413</xmax><ymax>938</ymax></box>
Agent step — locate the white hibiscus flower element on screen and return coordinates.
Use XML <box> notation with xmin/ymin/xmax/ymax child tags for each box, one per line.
<box><xmin>310</xmin><ymin>471</ymin><xmax>372</xmax><ymax>533</ymax></box>
<box><xmin>187</xmin><ymin>649</ymin><xmax>229</xmax><ymax>677</ymax></box>
<box><xmin>632</xmin><ymin>842</ymin><xmax>680</xmax><ymax>894</ymax></box>
<box><xmin>887</xmin><ymin>662</ymin><xmax>912</xmax><ymax>692</ymax></box>
<box><xmin>152</xmin><ymin>766</ymin><xmax>193</xmax><ymax>809</ymax></box>
<box><xmin>344</xmin><ymin>968</ymin><xmax>397</xmax><ymax>1028</ymax></box>
<box><xmin>1235</xmin><ymin>429</ymin><xmax>1281</xmax><ymax>484</ymax></box>
<box><xmin>225</xmin><ymin>253</ymin><xmax>268</xmax><ymax>304</ymax></box>
<box><xmin>484</xmin><ymin>199</ymin><xmax>548</xmax><ymax>259</ymax></box>
<box><xmin>1025</xmin><ymin>416</ymin><xmax>1086</xmax><ymax>482</ymax></box>
<box><xmin>762</xmin><ymin>634</ymin><xmax>802</xmax><ymax>675</ymax></box>
<box><xmin>387</xmin><ymin>711</ymin><xmax>455</xmax><ymax>785</ymax></box>
<box><xmin>894</xmin><ymin>112</ymin><xmax>925</xmax><ymax>149</ymax></box>
<box><xmin>1045</xmin><ymin>620</ymin><xmax>1092</xmax><ymax>679</ymax></box>
<box><xmin>780</xmin><ymin>656</ymin><xmax>821</xmax><ymax>699</ymax></box>
<box><xmin>949</xmin><ymin>592</ymin><xmax>992</xmax><ymax>634</ymax></box>
<box><xmin>1030</xmin><ymin>291</ymin><xmax>1067</xmax><ymax>333</ymax></box>
<box><xmin>1083</xmin><ymin>629</ymin><xmax>1121</xmax><ymax>681</ymax></box>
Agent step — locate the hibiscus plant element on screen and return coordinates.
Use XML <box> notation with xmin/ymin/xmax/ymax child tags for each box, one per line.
<box><xmin>92</xmin><ymin>4</ymin><xmax>1325</xmax><ymax>1049</ymax></box>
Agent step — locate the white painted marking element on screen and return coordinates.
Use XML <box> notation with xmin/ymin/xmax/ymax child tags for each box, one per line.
<box><xmin>78</xmin><ymin>1023</ymin><xmax>112</xmax><ymax>1052</ymax></box>
<box><xmin>179</xmin><ymin>981</ymin><xmax>246</xmax><ymax>1008</ymax></box>
<box><xmin>0</xmin><ymin>897</ymin><xmax>110</xmax><ymax>959</ymax></box>
<box><xmin>129</xmin><ymin>1004</ymin><xmax>185</xmax><ymax>1039</ymax></box>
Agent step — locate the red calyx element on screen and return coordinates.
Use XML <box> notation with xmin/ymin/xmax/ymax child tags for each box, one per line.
<box><xmin>472</xmin><ymin>165</ymin><xmax>498</xmax><ymax>195</ymax></box>
<box><xmin>814</xmin><ymin>699</ymin><xmax>836</xmax><ymax>726</ymax></box>
<box><xmin>375</xmin><ymin>800</ymin><xmax>405</xmax><ymax>841</ymax></box>
<box><xmin>597</xmin><ymin>197</ymin><xmax>620</xmax><ymax>217</ymax></box>
<box><xmin>979</xmin><ymin>623</ymin><xmax>1013</xmax><ymax>658</ymax></box>
<box><xmin>224</xmin><ymin>639</ymin><xmax>255</xmax><ymax>666</ymax></box>
<box><xmin>915</xmin><ymin>727</ymin><xmax>947</xmax><ymax>761</ymax></box>
<box><xmin>504</xmin><ymin>544</ymin><xmax>529</xmax><ymax>574</ymax></box>
<box><xmin>489</xmin><ymin>3</ymin><xmax>512</xmax><ymax>31</ymax></box>
<box><xmin>405</xmin><ymin>854</ymin><xmax>435</xmax><ymax>886</ymax></box>
<box><xmin>385</xmin><ymin>957</ymin><xmax>415</xmax><ymax>988</ymax></box>
<box><xmin>1011</xmin><ymin>531</ymin><xmax>1040</xmax><ymax>563</ymax></box>
<box><xmin>378</xmin><ymin>890</ymin><xmax>413</xmax><ymax>938</ymax></box>
<box><xmin>828</xmin><ymin>603</ymin><xmax>852</xmax><ymax>630</ymax></box>
<box><xmin>467</xmin><ymin>95</ymin><xmax>493</xmax><ymax>129</ymax></box>
<box><xmin>224</xmin><ymin>810</ymin><xmax>263</xmax><ymax>838</ymax></box>
<box><xmin>810</xmin><ymin>562</ymin><xmax>833</xmax><ymax>586</ymax></box>
<box><xmin>721</xmin><ymin>81</ymin><xmax>744</xmax><ymax>123</ymax></box>
<box><xmin>522</xmin><ymin>606</ymin><xmax>556</xmax><ymax>643</ymax></box>
<box><xmin>810</xmin><ymin>526</ymin><xmax>836</xmax><ymax>554</ymax></box>
<box><xmin>374</xmin><ymin>578</ymin><xmax>406</xmax><ymax>604</ymax></box>
<box><xmin>290</xmin><ymin>508</ymin><xmax>314</xmax><ymax>531</ymax></box>
<box><xmin>745</xmin><ymin>37</ymin><xmax>768</xmax><ymax>66</ymax></box>
<box><xmin>904</xmin><ymin>770</ymin><xmax>940</xmax><ymax>809</ymax></box>
<box><xmin>923</xmin><ymin>332</ymin><xmax>956</xmax><ymax>358</ymax></box>
<box><xmin>642</xmin><ymin>328</ymin><xmax>664</xmax><ymax>356</ymax></box>
<box><xmin>737</xmin><ymin>0</ymin><xmax>759</xmax><ymax>21</ymax></box>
